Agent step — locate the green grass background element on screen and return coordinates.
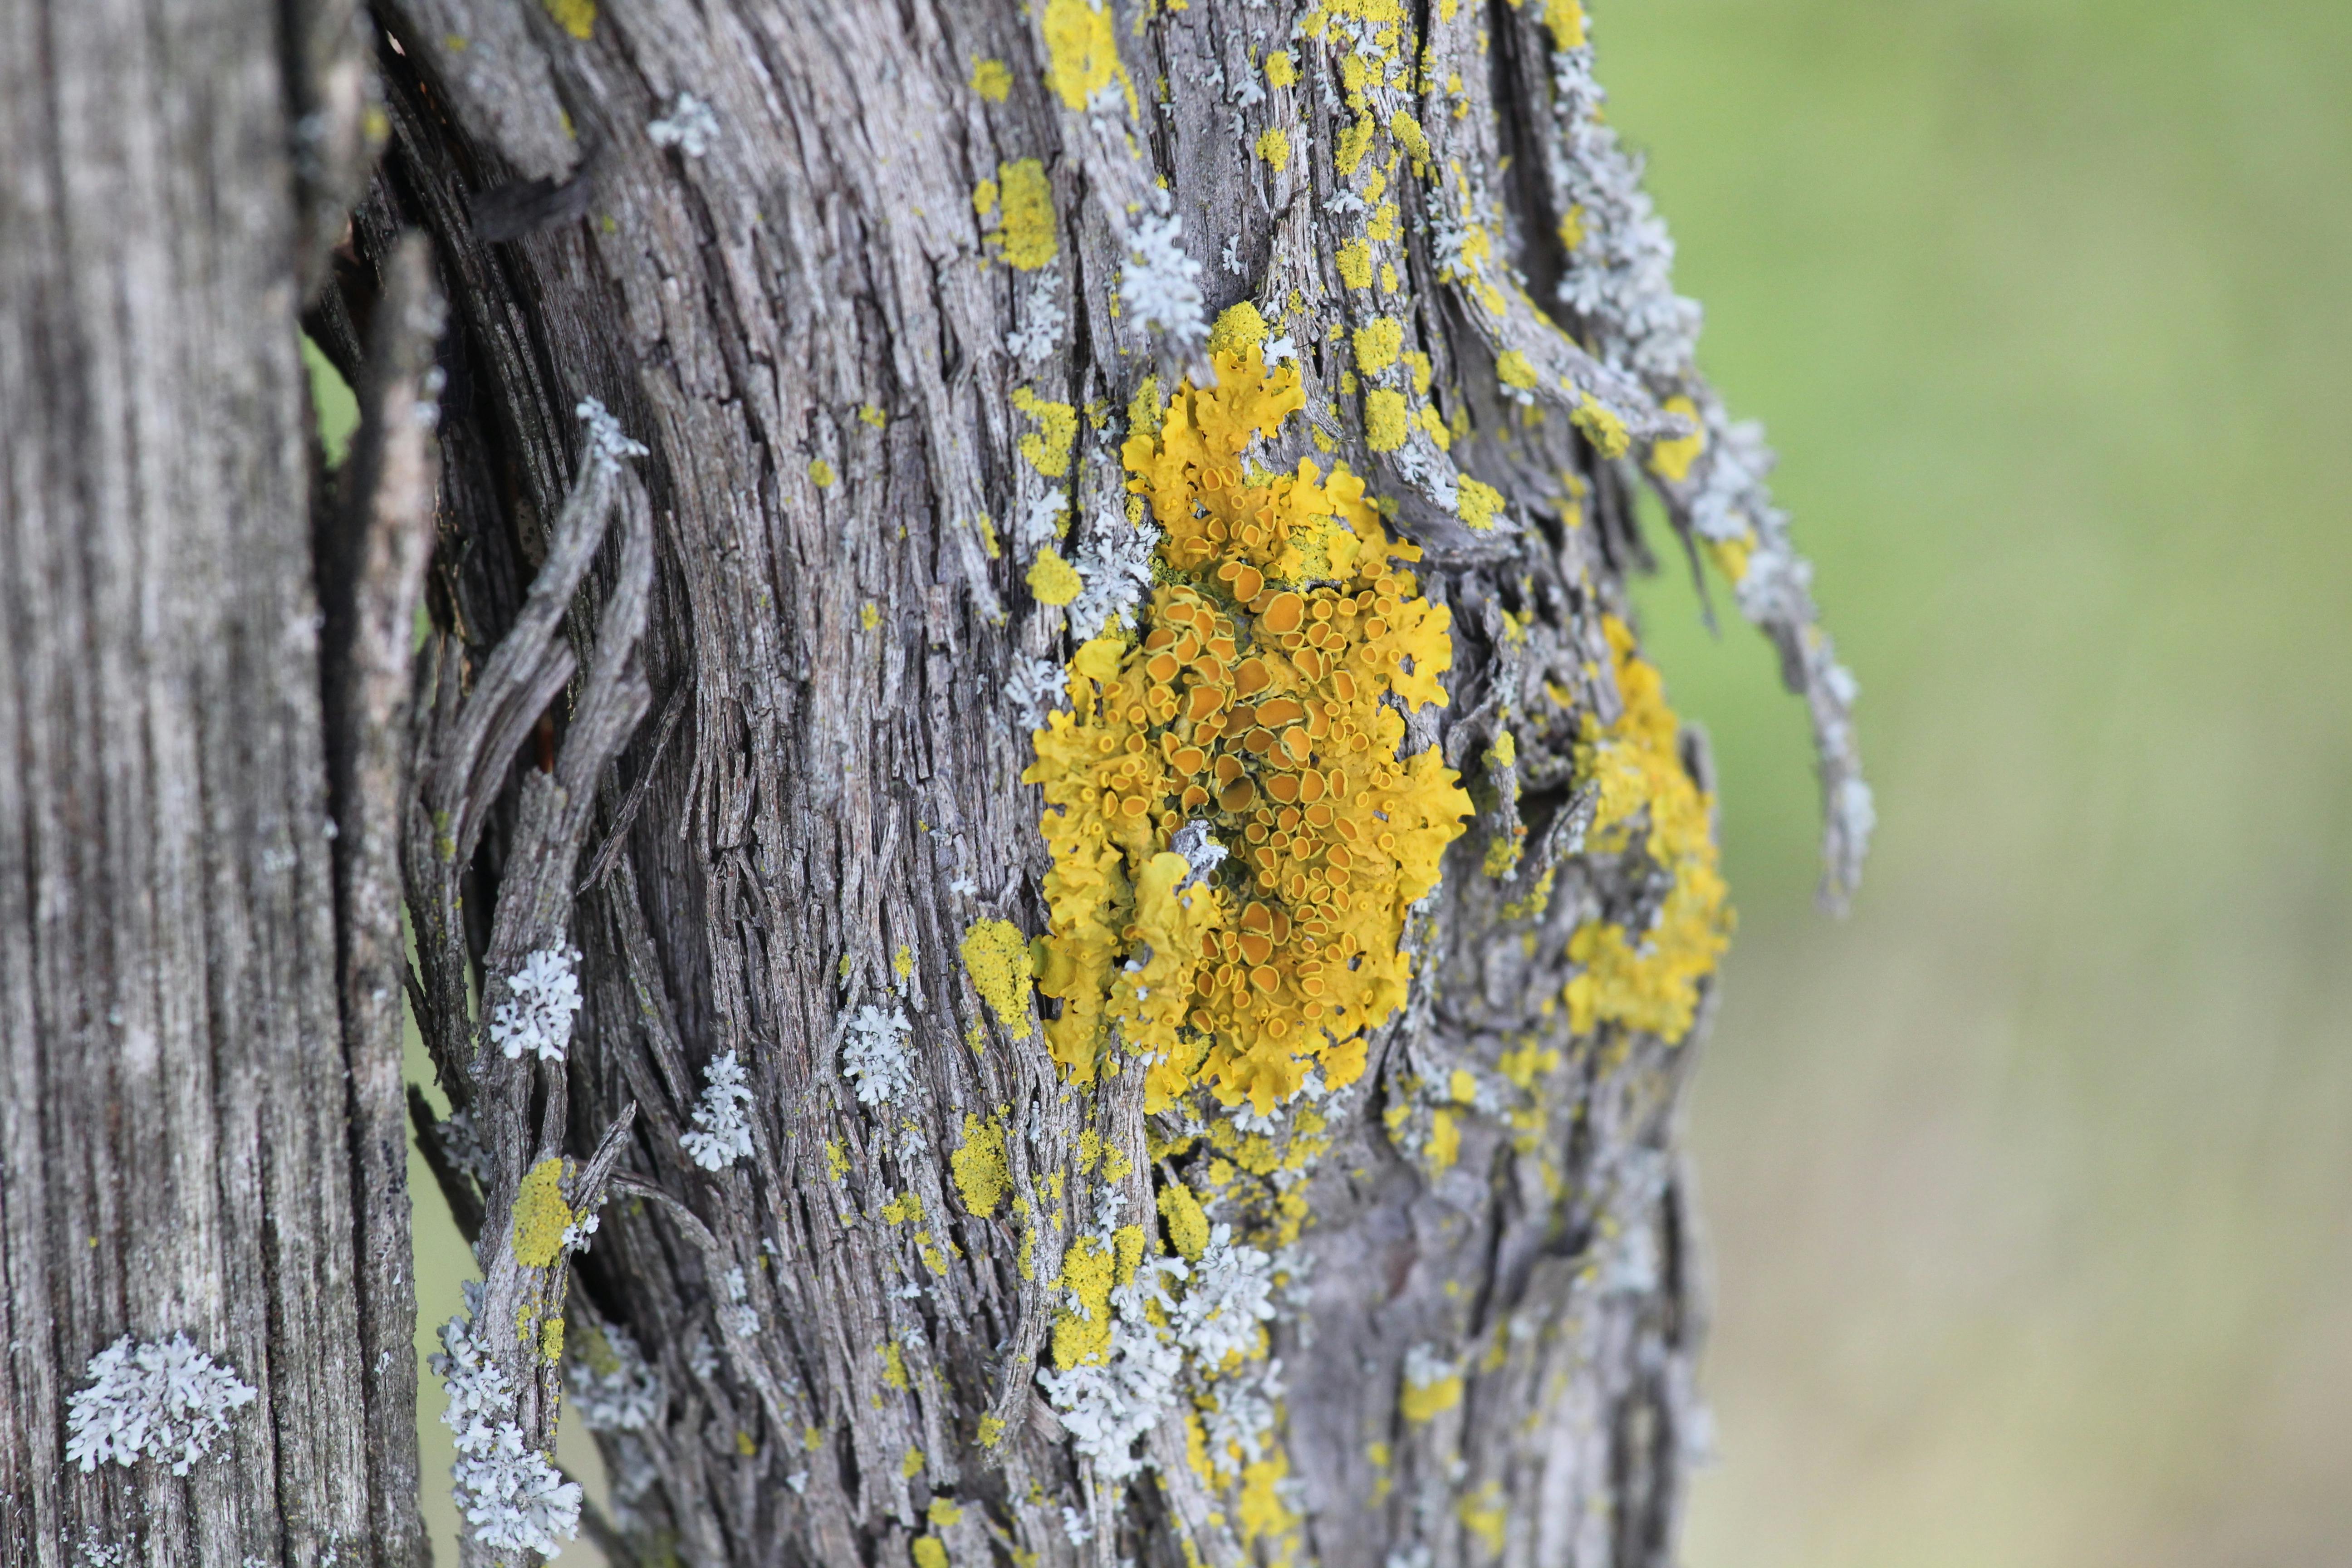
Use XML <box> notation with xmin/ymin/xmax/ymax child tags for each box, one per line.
<box><xmin>336</xmin><ymin>1</ymin><xmax>2352</xmax><ymax>1559</ymax></box>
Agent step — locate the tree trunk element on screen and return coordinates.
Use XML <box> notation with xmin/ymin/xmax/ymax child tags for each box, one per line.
<box><xmin>0</xmin><ymin>1</ymin><xmax>424</xmax><ymax>1566</ymax></box>
<box><xmin>8</xmin><ymin>0</ymin><xmax>1871</xmax><ymax>1566</ymax></box>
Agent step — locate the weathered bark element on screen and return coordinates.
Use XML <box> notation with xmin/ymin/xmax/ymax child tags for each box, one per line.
<box><xmin>8</xmin><ymin>0</ymin><xmax>1869</xmax><ymax>1566</ymax></box>
<box><xmin>0</xmin><ymin>1</ymin><xmax>421</xmax><ymax>1565</ymax></box>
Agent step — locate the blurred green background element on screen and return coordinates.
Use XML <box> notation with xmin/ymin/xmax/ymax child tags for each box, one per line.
<box><xmin>358</xmin><ymin>0</ymin><xmax>2352</xmax><ymax>1560</ymax></box>
<box><xmin>1602</xmin><ymin>1</ymin><xmax>2352</xmax><ymax>1563</ymax></box>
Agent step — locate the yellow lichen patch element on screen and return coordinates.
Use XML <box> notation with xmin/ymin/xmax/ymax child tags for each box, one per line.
<box><xmin>542</xmin><ymin>0</ymin><xmax>594</xmax><ymax>40</ymax></box>
<box><xmin>894</xmin><ymin>942</ymin><xmax>914</xmax><ymax>982</ymax></box>
<box><xmin>859</xmin><ymin>402</ymin><xmax>888</xmax><ymax>428</ymax></box>
<box><xmin>1335</xmin><ymin>239</ymin><xmax>1373</xmax><ymax>290</ymax></box>
<box><xmin>902</xmin><ymin>1446</ymin><xmax>926</xmax><ymax>1478</ymax></box>
<box><xmin>1456</xmin><ymin>477</ymin><xmax>1504</xmax><ymax>530</ymax></box>
<box><xmin>971</xmin><ymin>179</ymin><xmax>999</xmax><ymax>219</ymax></box>
<box><xmin>1157</xmin><ymin>1179</ymin><xmax>1210</xmax><ymax>1259</ymax></box>
<box><xmin>512</xmin><ymin>1158</ymin><xmax>573</xmax><ymax>1268</ymax></box>
<box><xmin>808</xmin><ymin>458</ymin><xmax>836</xmax><ymax>489</ymax></box>
<box><xmin>1572</xmin><ymin>392</ymin><xmax>1630</xmax><ymax>459</ymax></box>
<box><xmin>1011</xmin><ymin>386</ymin><xmax>1077</xmax><ymax>476</ymax></box>
<box><xmin>825</xmin><ymin>1139</ymin><xmax>850</xmax><ymax>1181</ymax></box>
<box><xmin>950</xmin><ymin>1112</ymin><xmax>1010</xmax><ymax>1217</ymax></box>
<box><xmin>1648</xmin><ymin>394</ymin><xmax>1705</xmax><ymax>483</ymax></box>
<box><xmin>1025</xmin><ymin>348</ymin><xmax>1471</xmax><ymax>1112</ymax></box>
<box><xmin>882</xmin><ymin>1191</ymin><xmax>922</xmax><ymax>1225</ymax></box>
<box><xmin>1494</xmin><ymin>350</ymin><xmax>1538</xmax><ymax>392</ymax></box>
<box><xmin>1366</xmin><ymin>201</ymin><xmax>1399</xmax><ymax>243</ymax></box>
<box><xmin>1352</xmin><ymin>317</ymin><xmax>1402</xmax><ymax>378</ymax></box>
<box><xmin>1459</xmin><ymin>1481</ymin><xmax>1508</xmax><ymax>1553</ymax></box>
<box><xmin>1543</xmin><ymin>0</ymin><xmax>1588</xmax><ymax>50</ymax></box>
<box><xmin>1051</xmin><ymin>1236</ymin><xmax>1116</xmax><ymax>1367</ymax></box>
<box><xmin>1363</xmin><ymin>388</ymin><xmax>1408</xmax><ymax>451</ymax></box>
<box><xmin>928</xmin><ymin>1498</ymin><xmax>965</xmax><ymax>1529</ymax></box>
<box><xmin>1042</xmin><ymin>0</ymin><xmax>1124</xmax><ymax>110</ymax></box>
<box><xmin>1388</xmin><ymin>110</ymin><xmax>1430</xmax><ymax>176</ymax></box>
<box><xmin>960</xmin><ymin>918</ymin><xmax>1035</xmax><ymax>1040</ymax></box>
<box><xmin>1029</xmin><ymin>546</ymin><xmax>1082</xmax><ymax>606</ymax></box>
<box><xmin>970</xmin><ymin>57</ymin><xmax>1013</xmax><ymax>102</ymax></box>
<box><xmin>912</xmin><ymin>1537</ymin><xmax>948</xmax><ymax>1568</ymax></box>
<box><xmin>1237</xmin><ymin>1450</ymin><xmax>1300</xmax><ymax>1544</ymax></box>
<box><xmin>861</xmin><ymin>602</ymin><xmax>882</xmax><ymax>631</ymax></box>
<box><xmin>1558</xmin><ymin>204</ymin><xmax>1587</xmax><ymax>252</ymax></box>
<box><xmin>1426</xmin><ymin>1108</ymin><xmax>1460</xmax><ymax>1171</ymax></box>
<box><xmin>1705</xmin><ymin>531</ymin><xmax>1755</xmax><ymax>583</ymax></box>
<box><xmin>881</xmin><ymin>1340</ymin><xmax>911</xmax><ymax>1390</ymax></box>
<box><xmin>1401</xmin><ymin>1369</ymin><xmax>1463</xmax><ymax>1423</ymax></box>
<box><xmin>977</xmin><ymin>1412</ymin><xmax>1007</xmax><ymax>1448</ymax></box>
<box><xmin>1206</xmin><ymin>301</ymin><xmax>1268</xmax><ymax>359</ymax></box>
<box><xmin>540</xmin><ymin>1316</ymin><xmax>564</xmax><ymax>1365</ymax></box>
<box><xmin>993</xmin><ymin>160</ymin><xmax>1058</xmax><ymax>271</ymax></box>
<box><xmin>1263</xmin><ymin>50</ymin><xmax>1297</xmax><ymax>88</ymax></box>
<box><xmin>1563</xmin><ymin>616</ymin><xmax>1733</xmax><ymax>1041</ymax></box>
<box><xmin>1254</xmin><ymin>127</ymin><xmax>1292</xmax><ymax>172</ymax></box>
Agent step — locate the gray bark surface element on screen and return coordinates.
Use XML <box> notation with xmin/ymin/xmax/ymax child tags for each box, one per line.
<box><xmin>0</xmin><ymin>2</ymin><xmax>421</xmax><ymax>1566</ymax></box>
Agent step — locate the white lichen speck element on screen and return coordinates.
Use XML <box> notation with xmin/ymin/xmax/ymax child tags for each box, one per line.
<box><xmin>65</xmin><ymin>1333</ymin><xmax>257</xmax><ymax>1475</ymax></box>
<box><xmin>680</xmin><ymin>1049</ymin><xmax>755</xmax><ymax>1171</ymax></box>
<box><xmin>1118</xmin><ymin>212</ymin><xmax>1207</xmax><ymax>347</ymax></box>
<box><xmin>647</xmin><ymin>92</ymin><xmax>720</xmax><ymax>157</ymax></box>
<box><xmin>490</xmin><ymin>945</ymin><xmax>583</xmax><ymax>1063</ymax></box>
<box><xmin>839</xmin><ymin>1002</ymin><xmax>915</xmax><ymax>1106</ymax></box>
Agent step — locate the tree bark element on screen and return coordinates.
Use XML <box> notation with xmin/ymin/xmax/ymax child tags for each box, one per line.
<box><xmin>0</xmin><ymin>1</ymin><xmax>422</xmax><ymax>1566</ymax></box>
<box><xmin>7</xmin><ymin>1</ymin><xmax>1870</xmax><ymax>1566</ymax></box>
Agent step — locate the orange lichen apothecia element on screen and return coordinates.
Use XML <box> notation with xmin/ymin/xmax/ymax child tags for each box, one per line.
<box><xmin>1562</xmin><ymin>615</ymin><xmax>1734</xmax><ymax>1041</ymax></box>
<box><xmin>1023</xmin><ymin>340</ymin><xmax>1472</xmax><ymax>1115</ymax></box>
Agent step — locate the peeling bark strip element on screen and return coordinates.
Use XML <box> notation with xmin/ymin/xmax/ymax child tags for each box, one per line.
<box><xmin>333</xmin><ymin>2</ymin><xmax>1865</xmax><ymax>1567</ymax></box>
<box><xmin>0</xmin><ymin>1</ymin><xmax>417</xmax><ymax>1565</ymax></box>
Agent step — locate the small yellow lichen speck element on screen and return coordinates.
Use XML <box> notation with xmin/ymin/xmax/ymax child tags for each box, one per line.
<box><xmin>808</xmin><ymin>457</ymin><xmax>836</xmax><ymax>488</ymax></box>
<box><xmin>1572</xmin><ymin>393</ymin><xmax>1631</xmax><ymax>459</ymax></box>
<box><xmin>1456</xmin><ymin>477</ymin><xmax>1503</xmax><ymax>530</ymax></box>
<box><xmin>1335</xmin><ymin>240</ymin><xmax>1373</xmax><ymax>290</ymax></box>
<box><xmin>902</xmin><ymin>1446</ymin><xmax>926</xmax><ymax>1479</ymax></box>
<box><xmin>1563</xmin><ymin>616</ymin><xmax>1733</xmax><ymax>1041</ymax></box>
<box><xmin>825</xmin><ymin>1139</ymin><xmax>849</xmax><ymax>1181</ymax></box>
<box><xmin>512</xmin><ymin>1158</ymin><xmax>572</xmax><ymax>1268</ymax></box>
<box><xmin>912</xmin><ymin>1538</ymin><xmax>948</xmax><ymax>1568</ymax></box>
<box><xmin>882</xmin><ymin>1191</ymin><xmax>921</xmax><ymax>1225</ymax></box>
<box><xmin>1028</xmin><ymin>546</ymin><xmax>1082</xmax><ymax>606</ymax></box>
<box><xmin>1042</xmin><ymin>0</ymin><xmax>1124</xmax><ymax>110</ymax></box>
<box><xmin>859</xmin><ymin>402</ymin><xmax>887</xmax><ymax>428</ymax></box>
<box><xmin>994</xmin><ymin>160</ymin><xmax>1058</xmax><ymax>271</ymax></box>
<box><xmin>1459</xmin><ymin>1482</ymin><xmax>1508</xmax><ymax>1553</ymax></box>
<box><xmin>1558</xmin><ymin>204</ymin><xmax>1588</xmax><ymax>252</ymax></box>
<box><xmin>928</xmin><ymin>1498</ymin><xmax>965</xmax><ymax>1529</ymax></box>
<box><xmin>1401</xmin><ymin>1370</ymin><xmax>1463</xmax><ymax>1422</ymax></box>
<box><xmin>959</xmin><ymin>918</ymin><xmax>1035</xmax><ymax>1039</ymax></box>
<box><xmin>971</xmin><ymin>178</ymin><xmax>999</xmax><ymax>220</ymax></box>
<box><xmin>950</xmin><ymin>1112</ymin><xmax>1010</xmax><ymax>1217</ymax></box>
<box><xmin>1010</xmin><ymin>386</ymin><xmax>1077</xmax><ymax>476</ymax></box>
<box><xmin>1648</xmin><ymin>394</ymin><xmax>1705</xmax><ymax>483</ymax></box>
<box><xmin>880</xmin><ymin>1340</ymin><xmax>911</xmax><ymax>1390</ymax></box>
<box><xmin>860</xmin><ymin>602</ymin><xmax>881</xmax><ymax>631</ymax></box>
<box><xmin>970</xmin><ymin>57</ymin><xmax>1013</xmax><ymax>102</ymax></box>
<box><xmin>1351</xmin><ymin>317</ymin><xmax>1402</xmax><ymax>378</ymax></box>
<box><xmin>541</xmin><ymin>0</ymin><xmax>594</xmax><ymax>41</ymax></box>
<box><xmin>893</xmin><ymin>942</ymin><xmax>914</xmax><ymax>981</ymax></box>
<box><xmin>1425</xmin><ymin>1107</ymin><xmax>1460</xmax><ymax>1171</ymax></box>
<box><xmin>1366</xmin><ymin>201</ymin><xmax>1399</xmax><ymax>242</ymax></box>
<box><xmin>978</xmin><ymin>1412</ymin><xmax>1006</xmax><ymax>1448</ymax></box>
<box><xmin>1254</xmin><ymin>127</ymin><xmax>1292</xmax><ymax>173</ymax></box>
<box><xmin>1363</xmin><ymin>388</ymin><xmax>1408</xmax><ymax>451</ymax></box>
<box><xmin>1023</xmin><ymin>347</ymin><xmax>1471</xmax><ymax>1113</ymax></box>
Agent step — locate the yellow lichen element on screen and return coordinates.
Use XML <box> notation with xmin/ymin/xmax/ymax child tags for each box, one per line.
<box><xmin>1254</xmin><ymin>127</ymin><xmax>1292</xmax><ymax>172</ymax></box>
<box><xmin>859</xmin><ymin>402</ymin><xmax>888</xmax><ymax>428</ymax></box>
<box><xmin>1042</xmin><ymin>0</ymin><xmax>1124</xmax><ymax>110</ymax></box>
<box><xmin>1351</xmin><ymin>317</ymin><xmax>1402</xmax><ymax>377</ymax></box>
<box><xmin>1264</xmin><ymin>50</ymin><xmax>1297</xmax><ymax>88</ymax></box>
<box><xmin>960</xmin><ymin>918</ymin><xmax>1035</xmax><ymax>1039</ymax></box>
<box><xmin>825</xmin><ymin>1139</ymin><xmax>850</xmax><ymax>1181</ymax></box>
<box><xmin>1051</xmin><ymin>1236</ymin><xmax>1116</xmax><ymax>1367</ymax></box>
<box><xmin>1366</xmin><ymin>201</ymin><xmax>1399</xmax><ymax>243</ymax></box>
<box><xmin>970</xmin><ymin>57</ymin><xmax>1013</xmax><ymax>102</ymax></box>
<box><xmin>912</xmin><ymin>1538</ymin><xmax>948</xmax><ymax>1568</ymax></box>
<box><xmin>1029</xmin><ymin>546</ymin><xmax>1082</xmax><ymax>606</ymax></box>
<box><xmin>972</xmin><ymin>178</ymin><xmax>999</xmax><ymax>219</ymax></box>
<box><xmin>893</xmin><ymin>942</ymin><xmax>914</xmax><ymax>981</ymax></box>
<box><xmin>950</xmin><ymin>1112</ymin><xmax>1010</xmax><ymax>1217</ymax></box>
<box><xmin>1542</xmin><ymin>0</ymin><xmax>1588</xmax><ymax>50</ymax></box>
<box><xmin>977</xmin><ymin>1413</ymin><xmax>1006</xmax><ymax>1447</ymax></box>
<box><xmin>1572</xmin><ymin>393</ymin><xmax>1630</xmax><ymax>459</ymax></box>
<box><xmin>512</xmin><ymin>1158</ymin><xmax>573</xmax><ymax>1269</ymax></box>
<box><xmin>1426</xmin><ymin>1108</ymin><xmax>1460</xmax><ymax>1171</ymax></box>
<box><xmin>881</xmin><ymin>1341</ymin><xmax>911</xmax><ymax>1390</ymax></box>
<box><xmin>928</xmin><ymin>1498</ymin><xmax>965</xmax><ymax>1529</ymax></box>
<box><xmin>1562</xmin><ymin>616</ymin><xmax>1732</xmax><ymax>1041</ymax></box>
<box><xmin>1401</xmin><ymin>1370</ymin><xmax>1463</xmax><ymax>1422</ymax></box>
<box><xmin>1456</xmin><ymin>477</ymin><xmax>1503</xmax><ymax>530</ymax></box>
<box><xmin>542</xmin><ymin>0</ymin><xmax>594</xmax><ymax>41</ymax></box>
<box><xmin>1335</xmin><ymin>238</ymin><xmax>1373</xmax><ymax>289</ymax></box>
<box><xmin>902</xmin><ymin>1446</ymin><xmax>926</xmax><ymax>1478</ymax></box>
<box><xmin>860</xmin><ymin>602</ymin><xmax>881</xmax><ymax>631</ymax></box>
<box><xmin>1494</xmin><ymin>350</ymin><xmax>1538</xmax><ymax>392</ymax></box>
<box><xmin>1558</xmin><ymin>204</ymin><xmax>1587</xmax><ymax>252</ymax></box>
<box><xmin>1156</xmin><ymin>1180</ymin><xmax>1210</xmax><ymax>1259</ymax></box>
<box><xmin>1237</xmin><ymin>1450</ymin><xmax>1299</xmax><ymax>1544</ymax></box>
<box><xmin>1363</xmin><ymin>388</ymin><xmax>1408</xmax><ymax>451</ymax></box>
<box><xmin>1024</xmin><ymin>348</ymin><xmax>1471</xmax><ymax>1113</ymax></box>
<box><xmin>1011</xmin><ymin>386</ymin><xmax>1077</xmax><ymax>475</ymax></box>
<box><xmin>809</xmin><ymin>457</ymin><xmax>836</xmax><ymax>489</ymax></box>
<box><xmin>882</xmin><ymin>1191</ymin><xmax>922</xmax><ymax>1225</ymax></box>
<box><xmin>1206</xmin><ymin>301</ymin><xmax>1269</xmax><ymax>359</ymax></box>
<box><xmin>1648</xmin><ymin>394</ymin><xmax>1705</xmax><ymax>483</ymax></box>
<box><xmin>994</xmin><ymin>160</ymin><xmax>1058</xmax><ymax>271</ymax></box>
<box><xmin>1459</xmin><ymin>1481</ymin><xmax>1508</xmax><ymax>1553</ymax></box>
